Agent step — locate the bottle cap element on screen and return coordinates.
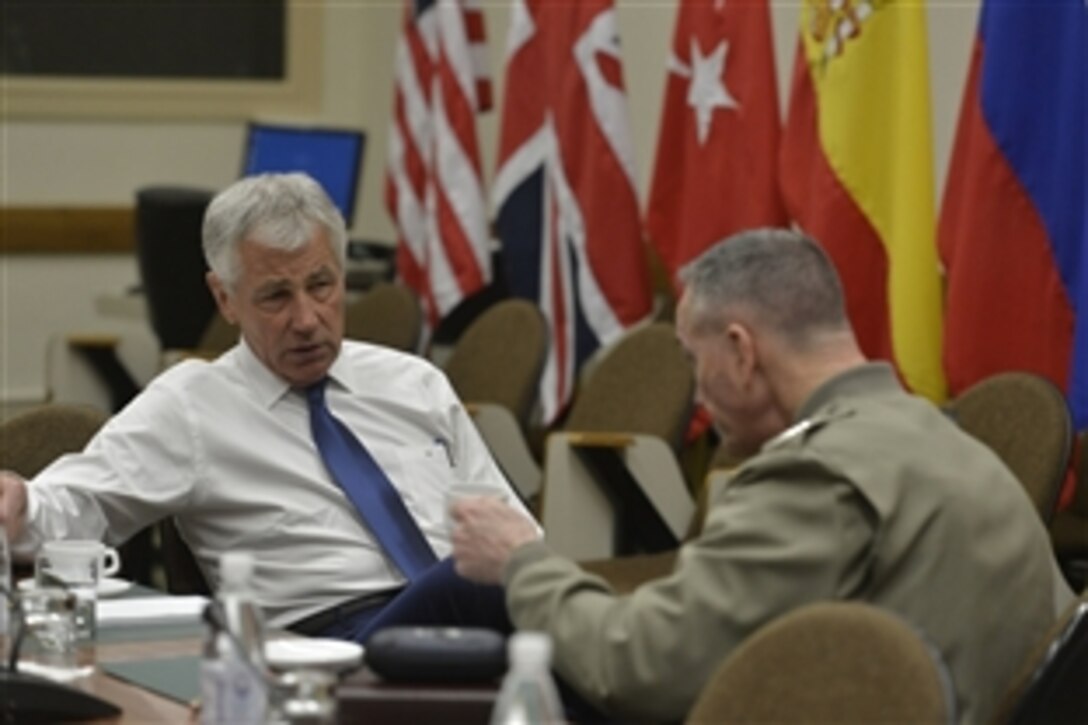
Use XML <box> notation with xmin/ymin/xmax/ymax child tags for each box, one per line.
<box><xmin>508</xmin><ymin>631</ymin><xmax>552</xmax><ymax>668</ymax></box>
<box><xmin>220</xmin><ymin>551</ymin><xmax>255</xmax><ymax>585</ymax></box>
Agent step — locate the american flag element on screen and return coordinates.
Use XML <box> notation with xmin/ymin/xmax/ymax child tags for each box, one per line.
<box><xmin>386</xmin><ymin>0</ymin><xmax>492</xmax><ymax>330</ymax></box>
<box><xmin>493</xmin><ymin>0</ymin><xmax>652</xmax><ymax>424</ymax></box>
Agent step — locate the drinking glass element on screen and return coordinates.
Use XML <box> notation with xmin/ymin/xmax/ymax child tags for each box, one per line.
<box><xmin>445</xmin><ymin>482</ymin><xmax>512</xmax><ymax>532</ymax></box>
<box><xmin>17</xmin><ymin>584</ymin><xmax>92</xmax><ymax>680</ymax></box>
<box><xmin>35</xmin><ymin>540</ymin><xmax>121</xmax><ymax>641</ymax></box>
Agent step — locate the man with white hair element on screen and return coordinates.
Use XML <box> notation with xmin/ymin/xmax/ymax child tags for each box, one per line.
<box><xmin>0</xmin><ymin>173</ymin><xmax>526</xmax><ymax>639</ymax></box>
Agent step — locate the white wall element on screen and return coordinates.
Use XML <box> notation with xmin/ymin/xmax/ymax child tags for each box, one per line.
<box><xmin>0</xmin><ymin>0</ymin><xmax>980</xmax><ymax>404</ymax></box>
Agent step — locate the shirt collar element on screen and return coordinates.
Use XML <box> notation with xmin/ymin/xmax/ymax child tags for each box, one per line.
<box><xmin>234</xmin><ymin>337</ymin><xmax>350</xmax><ymax>408</ymax></box>
<box><xmin>324</xmin><ymin>344</ymin><xmax>354</xmax><ymax>395</ymax></box>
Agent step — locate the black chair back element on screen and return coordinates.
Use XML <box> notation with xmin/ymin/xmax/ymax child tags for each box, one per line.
<box><xmin>1007</xmin><ymin>598</ymin><xmax>1088</xmax><ymax>724</ymax></box>
<box><xmin>135</xmin><ymin>186</ymin><xmax>217</xmax><ymax>350</ymax></box>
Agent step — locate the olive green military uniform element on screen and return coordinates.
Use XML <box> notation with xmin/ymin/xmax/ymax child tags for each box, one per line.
<box><xmin>504</xmin><ymin>363</ymin><xmax>1072</xmax><ymax>722</ymax></box>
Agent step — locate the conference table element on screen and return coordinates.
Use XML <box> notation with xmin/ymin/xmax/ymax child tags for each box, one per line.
<box><xmin>48</xmin><ymin>590</ymin><xmax>498</xmax><ymax>724</ymax></box>
<box><xmin>86</xmin><ymin>636</ymin><xmax>195</xmax><ymax>722</ymax></box>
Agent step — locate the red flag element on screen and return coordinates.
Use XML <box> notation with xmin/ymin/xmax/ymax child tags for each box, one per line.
<box><xmin>385</xmin><ymin>0</ymin><xmax>492</xmax><ymax>330</ymax></box>
<box><xmin>646</xmin><ymin>0</ymin><xmax>786</xmax><ymax>287</ymax></box>
<box><xmin>493</xmin><ymin>0</ymin><xmax>652</xmax><ymax>423</ymax></box>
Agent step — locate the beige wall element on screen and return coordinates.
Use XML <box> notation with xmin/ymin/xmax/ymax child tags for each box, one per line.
<box><xmin>0</xmin><ymin>0</ymin><xmax>979</xmax><ymax>404</ymax></box>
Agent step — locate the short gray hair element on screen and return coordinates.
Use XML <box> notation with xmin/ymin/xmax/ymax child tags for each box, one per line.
<box><xmin>679</xmin><ymin>228</ymin><xmax>848</xmax><ymax>343</ymax></box>
<box><xmin>202</xmin><ymin>173</ymin><xmax>348</xmax><ymax>288</ymax></box>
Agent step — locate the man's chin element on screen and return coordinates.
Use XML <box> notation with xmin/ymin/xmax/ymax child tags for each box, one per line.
<box><xmin>281</xmin><ymin>351</ymin><xmax>335</xmax><ymax>386</ymax></box>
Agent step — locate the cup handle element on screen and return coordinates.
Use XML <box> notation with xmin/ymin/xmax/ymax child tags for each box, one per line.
<box><xmin>102</xmin><ymin>548</ymin><xmax>121</xmax><ymax>577</ymax></box>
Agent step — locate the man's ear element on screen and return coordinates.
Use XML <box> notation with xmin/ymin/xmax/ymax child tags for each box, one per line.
<box><xmin>725</xmin><ymin>321</ymin><xmax>758</xmax><ymax>382</ymax></box>
<box><xmin>206</xmin><ymin>271</ymin><xmax>238</xmax><ymax>325</ymax></box>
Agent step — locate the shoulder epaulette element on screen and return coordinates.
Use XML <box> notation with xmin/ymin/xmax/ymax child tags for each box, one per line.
<box><xmin>763</xmin><ymin>406</ymin><xmax>853</xmax><ymax>451</ymax></box>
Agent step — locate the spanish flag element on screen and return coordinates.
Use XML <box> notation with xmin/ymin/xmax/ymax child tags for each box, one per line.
<box><xmin>780</xmin><ymin>0</ymin><xmax>946</xmax><ymax>402</ymax></box>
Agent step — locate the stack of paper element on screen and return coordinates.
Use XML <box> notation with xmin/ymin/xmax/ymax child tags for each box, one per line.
<box><xmin>98</xmin><ymin>595</ymin><xmax>209</xmax><ymax>627</ymax></box>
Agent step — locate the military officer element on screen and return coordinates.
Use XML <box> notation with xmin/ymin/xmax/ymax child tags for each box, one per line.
<box><xmin>450</xmin><ymin>228</ymin><xmax>1074</xmax><ymax>723</ymax></box>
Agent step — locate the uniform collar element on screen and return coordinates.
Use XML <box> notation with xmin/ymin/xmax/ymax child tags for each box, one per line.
<box><xmin>760</xmin><ymin>363</ymin><xmax>899</xmax><ymax>451</ymax></box>
<box><xmin>795</xmin><ymin>362</ymin><xmax>902</xmax><ymax>422</ymax></box>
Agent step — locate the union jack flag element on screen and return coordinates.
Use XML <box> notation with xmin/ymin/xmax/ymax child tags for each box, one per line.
<box><xmin>386</xmin><ymin>0</ymin><xmax>492</xmax><ymax>330</ymax></box>
<box><xmin>493</xmin><ymin>0</ymin><xmax>652</xmax><ymax>423</ymax></box>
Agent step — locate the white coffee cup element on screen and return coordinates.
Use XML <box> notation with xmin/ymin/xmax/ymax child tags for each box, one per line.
<box><xmin>35</xmin><ymin>540</ymin><xmax>122</xmax><ymax>640</ymax></box>
<box><xmin>37</xmin><ymin>540</ymin><xmax>121</xmax><ymax>580</ymax></box>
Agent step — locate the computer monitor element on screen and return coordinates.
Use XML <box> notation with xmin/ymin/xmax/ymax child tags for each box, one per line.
<box><xmin>241</xmin><ymin>122</ymin><xmax>366</xmax><ymax>225</ymax></box>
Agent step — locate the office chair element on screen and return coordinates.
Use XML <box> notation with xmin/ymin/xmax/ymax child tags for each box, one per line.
<box><xmin>945</xmin><ymin>371</ymin><xmax>1073</xmax><ymax>525</ymax></box>
<box><xmin>444</xmin><ymin>299</ymin><xmax>548</xmax><ymax>431</ymax></box>
<box><xmin>686</xmin><ymin>601</ymin><xmax>954</xmax><ymax>724</ymax></box>
<box><xmin>1051</xmin><ymin>430</ymin><xmax>1088</xmax><ymax>592</ymax></box>
<box><xmin>155</xmin><ymin>312</ymin><xmax>234</xmax><ymax>595</ymax></box>
<box><xmin>57</xmin><ymin>188</ymin><xmax>221</xmax><ymax>410</ymax></box>
<box><xmin>579</xmin><ymin>455</ymin><xmax>737</xmax><ymax>594</ymax></box>
<box><xmin>995</xmin><ymin>589</ymin><xmax>1088</xmax><ymax>724</ymax></box>
<box><xmin>538</xmin><ymin>322</ymin><xmax>696</xmax><ymax>560</ymax></box>
<box><xmin>344</xmin><ymin>282</ymin><xmax>423</xmax><ymax>353</ymax></box>
<box><xmin>442</xmin><ymin>299</ymin><xmax>549</xmax><ymax>501</ymax></box>
<box><xmin>0</xmin><ymin>404</ymin><xmax>157</xmax><ymax>586</ymax></box>
<box><xmin>160</xmin><ymin>311</ymin><xmax>237</xmax><ymax>368</ymax></box>
<box><xmin>135</xmin><ymin>186</ymin><xmax>218</xmax><ymax>351</ymax></box>
<box><xmin>0</xmin><ymin>404</ymin><xmax>107</xmax><ymax>481</ymax></box>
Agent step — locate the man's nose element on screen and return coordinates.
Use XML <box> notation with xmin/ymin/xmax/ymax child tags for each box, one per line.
<box><xmin>291</xmin><ymin>295</ymin><xmax>321</xmax><ymax>331</ymax></box>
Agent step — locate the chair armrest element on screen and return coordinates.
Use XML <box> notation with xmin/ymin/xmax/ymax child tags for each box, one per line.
<box><xmin>559</xmin><ymin>432</ymin><xmax>635</xmax><ymax>448</ymax></box>
<box><xmin>541</xmin><ymin>431</ymin><xmax>694</xmax><ymax>560</ymax></box>
<box><xmin>67</xmin><ymin>333</ymin><xmax>121</xmax><ymax>349</ymax></box>
<box><xmin>465</xmin><ymin>402</ymin><xmax>543</xmax><ymax>500</ymax></box>
<box><xmin>62</xmin><ymin>334</ymin><xmax>137</xmax><ymax>411</ymax></box>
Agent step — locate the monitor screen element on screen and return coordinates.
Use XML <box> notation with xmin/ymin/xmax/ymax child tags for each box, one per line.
<box><xmin>241</xmin><ymin>123</ymin><xmax>366</xmax><ymax>225</ymax></box>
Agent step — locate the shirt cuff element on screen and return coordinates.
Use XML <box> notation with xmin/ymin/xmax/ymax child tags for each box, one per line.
<box><xmin>502</xmin><ymin>539</ymin><xmax>555</xmax><ymax>586</ymax></box>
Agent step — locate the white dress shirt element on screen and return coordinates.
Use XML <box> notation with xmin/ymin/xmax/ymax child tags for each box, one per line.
<box><xmin>20</xmin><ymin>339</ymin><xmax>527</xmax><ymax>627</ymax></box>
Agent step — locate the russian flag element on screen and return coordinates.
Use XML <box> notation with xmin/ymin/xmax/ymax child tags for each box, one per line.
<box><xmin>939</xmin><ymin>0</ymin><xmax>1088</xmax><ymax>427</ymax></box>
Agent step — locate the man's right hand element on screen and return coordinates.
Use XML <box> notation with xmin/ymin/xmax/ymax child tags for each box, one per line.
<box><xmin>0</xmin><ymin>471</ymin><xmax>29</xmax><ymax>541</ymax></box>
<box><xmin>450</xmin><ymin>496</ymin><xmax>540</xmax><ymax>584</ymax></box>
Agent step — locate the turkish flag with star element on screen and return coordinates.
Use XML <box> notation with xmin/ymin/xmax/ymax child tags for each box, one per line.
<box><xmin>645</xmin><ymin>0</ymin><xmax>786</xmax><ymax>290</ymax></box>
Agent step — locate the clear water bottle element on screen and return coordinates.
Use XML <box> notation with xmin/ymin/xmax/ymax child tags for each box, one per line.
<box><xmin>199</xmin><ymin>629</ymin><xmax>229</xmax><ymax>725</ymax></box>
<box><xmin>200</xmin><ymin>551</ymin><xmax>268</xmax><ymax>724</ymax></box>
<box><xmin>490</xmin><ymin>632</ymin><xmax>564</xmax><ymax>725</ymax></box>
<box><xmin>219</xmin><ymin>551</ymin><xmax>266</xmax><ymax>667</ymax></box>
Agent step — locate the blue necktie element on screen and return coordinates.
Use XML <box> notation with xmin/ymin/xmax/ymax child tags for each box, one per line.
<box><xmin>306</xmin><ymin>379</ymin><xmax>437</xmax><ymax>580</ymax></box>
